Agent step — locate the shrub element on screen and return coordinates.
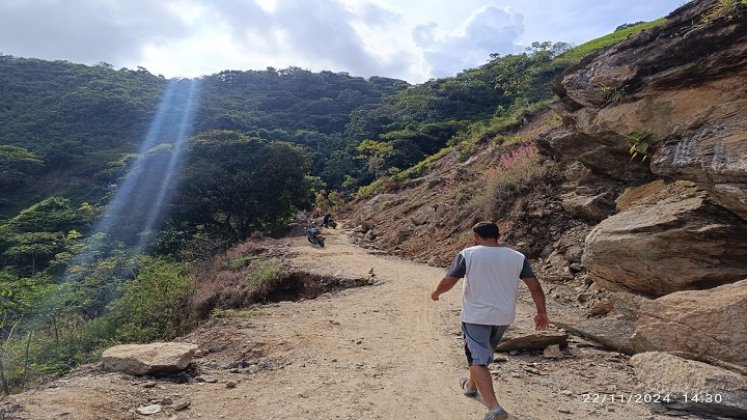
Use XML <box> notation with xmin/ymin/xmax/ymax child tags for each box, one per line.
<box><xmin>499</xmin><ymin>143</ymin><xmax>539</xmax><ymax>170</ymax></box>
<box><xmin>104</xmin><ymin>257</ymin><xmax>194</xmax><ymax>343</ymax></box>
<box><xmin>227</xmin><ymin>256</ymin><xmax>249</xmax><ymax>270</ymax></box>
<box><xmin>458</xmin><ymin>137</ymin><xmax>479</xmax><ymax>160</ymax></box>
<box><xmin>356</xmin><ymin>179</ymin><xmax>385</xmax><ymax>199</ymax></box>
<box><xmin>555</xmin><ymin>19</ymin><xmax>666</xmax><ymax>65</ymax></box>
<box><xmin>627</xmin><ymin>132</ymin><xmax>651</xmax><ymax>161</ymax></box>
<box><xmin>245</xmin><ymin>261</ymin><xmax>282</xmax><ymax>292</ymax></box>
<box><xmin>468</xmin><ymin>143</ymin><xmax>550</xmax><ymax>217</ymax></box>
<box><xmin>227</xmin><ymin>255</ymin><xmax>255</xmax><ymax>270</ymax></box>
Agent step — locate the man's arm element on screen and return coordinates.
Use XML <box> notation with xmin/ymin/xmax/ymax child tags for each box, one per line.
<box><xmin>522</xmin><ymin>277</ymin><xmax>548</xmax><ymax>330</ymax></box>
<box><xmin>431</xmin><ymin>276</ymin><xmax>459</xmax><ymax>301</ymax></box>
<box><xmin>432</xmin><ymin>252</ymin><xmax>466</xmax><ymax>301</ymax></box>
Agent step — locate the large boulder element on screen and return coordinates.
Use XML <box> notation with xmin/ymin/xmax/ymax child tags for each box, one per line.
<box><xmin>495</xmin><ymin>329</ymin><xmax>567</xmax><ymax>352</ymax></box>
<box><xmin>102</xmin><ymin>342</ymin><xmax>198</xmax><ymax>375</ymax></box>
<box><xmin>631</xmin><ymin>352</ymin><xmax>747</xmax><ymax>418</ymax></box>
<box><xmin>560</xmin><ymin>280</ymin><xmax>747</xmax><ymax>366</ymax></box>
<box><xmin>550</xmin><ymin>0</ymin><xmax>747</xmax><ymax>217</ymax></box>
<box><xmin>409</xmin><ymin>204</ymin><xmax>436</xmax><ymax>226</ymax></box>
<box><xmin>582</xmin><ymin>181</ymin><xmax>747</xmax><ymax>297</ymax></box>
<box><xmin>560</xmin><ymin>191</ymin><xmax>615</xmax><ymax>222</ymax></box>
<box><xmin>634</xmin><ymin>279</ymin><xmax>747</xmax><ymax>366</ymax></box>
<box><xmin>556</xmin><ymin>293</ymin><xmax>641</xmax><ymax>354</ymax></box>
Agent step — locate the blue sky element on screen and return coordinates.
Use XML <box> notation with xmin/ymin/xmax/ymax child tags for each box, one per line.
<box><xmin>0</xmin><ymin>0</ymin><xmax>685</xmax><ymax>83</ymax></box>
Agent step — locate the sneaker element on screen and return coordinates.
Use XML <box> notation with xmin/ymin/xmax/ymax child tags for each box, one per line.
<box><xmin>484</xmin><ymin>405</ymin><xmax>508</xmax><ymax>420</ymax></box>
<box><xmin>459</xmin><ymin>377</ymin><xmax>477</xmax><ymax>398</ymax></box>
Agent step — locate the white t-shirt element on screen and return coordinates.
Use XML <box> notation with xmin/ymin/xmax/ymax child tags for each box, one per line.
<box><xmin>446</xmin><ymin>245</ymin><xmax>534</xmax><ymax>326</ymax></box>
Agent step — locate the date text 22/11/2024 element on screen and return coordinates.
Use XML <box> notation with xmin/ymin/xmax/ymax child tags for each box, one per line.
<box><xmin>580</xmin><ymin>393</ymin><xmax>723</xmax><ymax>404</ymax></box>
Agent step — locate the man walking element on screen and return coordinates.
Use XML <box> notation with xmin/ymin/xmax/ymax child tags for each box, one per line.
<box><xmin>431</xmin><ymin>221</ymin><xmax>548</xmax><ymax>420</ymax></box>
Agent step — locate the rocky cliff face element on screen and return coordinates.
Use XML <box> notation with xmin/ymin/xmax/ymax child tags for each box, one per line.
<box><xmin>537</xmin><ymin>0</ymin><xmax>747</xmax><ymax>384</ymax></box>
<box><xmin>552</xmin><ymin>0</ymin><xmax>747</xmax><ymax>220</ymax></box>
<box><xmin>548</xmin><ymin>0</ymin><xmax>747</xmax><ymax>300</ymax></box>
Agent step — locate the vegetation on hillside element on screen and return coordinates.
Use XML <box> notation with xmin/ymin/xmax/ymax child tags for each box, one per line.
<box><xmin>353</xmin><ymin>41</ymin><xmax>571</xmax><ymax>198</ymax></box>
<box><xmin>554</xmin><ymin>19</ymin><xmax>666</xmax><ymax>65</ymax></box>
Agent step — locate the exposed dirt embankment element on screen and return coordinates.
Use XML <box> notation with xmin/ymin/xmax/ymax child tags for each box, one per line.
<box><xmin>347</xmin><ymin>112</ymin><xmax>594</xmax><ymax>284</ymax></box>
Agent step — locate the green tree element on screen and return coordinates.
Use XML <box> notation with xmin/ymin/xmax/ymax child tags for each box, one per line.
<box><xmin>0</xmin><ymin>145</ymin><xmax>43</xmax><ymax>177</ymax></box>
<box><xmin>105</xmin><ymin>257</ymin><xmax>193</xmax><ymax>342</ymax></box>
<box><xmin>172</xmin><ymin>130</ymin><xmax>311</xmax><ymax>240</ymax></box>
<box><xmin>356</xmin><ymin>139</ymin><xmax>394</xmax><ymax>177</ymax></box>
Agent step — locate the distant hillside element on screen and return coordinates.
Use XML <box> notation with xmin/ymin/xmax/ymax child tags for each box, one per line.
<box><xmin>0</xmin><ymin>57</ymin><xmax>407</xmax><ymax>216</ymax></box>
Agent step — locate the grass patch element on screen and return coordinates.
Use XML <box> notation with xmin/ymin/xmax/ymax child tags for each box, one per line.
<box><xmin>396</xmin><ymin>145</ymin><xmax>455</xmax><ymax>181</ymax></box>
<box><xmin>701</xmin><ymin>0</ymin><xmax>747</xmax><ymax>25</ymax></box>
<box><xmin>503</xmin><ymin>133</ymin><xmax>528</xmax><ymax>147</ymax></box>
<box><xmin>226</xmin><ymin>254</ymin><xmax>264</xmax><ymax>270</ymax></box>
<box><xmin>555</xmin><ymin>18</ymin><xmax>666</xmax><ymax>65</ymax></box>
<box><xmin>467</xmin><ymin>143</ymin><xmax>551</xmax><ymax>217</ymax></box>
<box><xmin>356</xmin><ymin>179</ymin><xmax>385</xmax><ymax>199</ymax></box>
<box><xmin>245</xmin><ymin>261</ymin><xmax>282</xmax><ymax>293</ymax></box>
<box><xmin>451</xmin><ymin>101</ymin><xmax>552</xmax><ymax>158</ymax></box>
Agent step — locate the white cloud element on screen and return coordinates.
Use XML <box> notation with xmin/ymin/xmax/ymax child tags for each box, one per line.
<box><xmin>0</xmin><ymin>0</ymin><xmax>188</xmax><ymax>65</ymax></box>
<box><xmin>414</xmin><ymin>7</ymin><xmax>524</xmax><ymax>78</ymax></box>
<box><xmin>0</xmin><ymin>0</ymin><xmax>686</xmax><ymax>83</ymax></box>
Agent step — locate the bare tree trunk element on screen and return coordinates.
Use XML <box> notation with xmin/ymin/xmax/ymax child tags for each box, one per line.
<box><xmin>0</xmin><ymin>357</ymin><xmax>9</xmax><ymax>395</ymax></box>
<box><xmin>52</xmin><ymin>316</ymin><xmax>60</xmax><ymax>359</ymax></box>
<box><xmin>0</xmin><ymin>321</ymin><xmax>19</xmax><ymax>396</ymax></box>
<box><xmin>22</xmin><ymin>331</ymin><xmax>32</xmax><ymax>386</ymax></box>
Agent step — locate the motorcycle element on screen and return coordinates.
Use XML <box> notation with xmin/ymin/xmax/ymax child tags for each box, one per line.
<box><xmin>322</xmin><ymin>218</ymin><xmax>337</xmax><ymax>229</ymax></box>
<box><xmin>305</xmin><ymin>227</ymin><xmax>325</xmax><ymax>247</ymax></box>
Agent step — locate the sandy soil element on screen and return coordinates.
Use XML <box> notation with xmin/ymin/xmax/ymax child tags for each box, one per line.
<box><xmin>1</xmin><ymin>228</ymin><xmax>698</xmax><ymax>420</ymax></box>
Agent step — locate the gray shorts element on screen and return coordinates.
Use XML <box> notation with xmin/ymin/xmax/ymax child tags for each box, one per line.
<box><xmin>462</xmin><ymin>323</ymin><xmax>508</xmax><ymax>366</ymax></box>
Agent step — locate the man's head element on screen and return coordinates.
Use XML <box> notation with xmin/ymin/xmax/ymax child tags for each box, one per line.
<box><xmin>472</xmin><ymin>221</ymin><xmax>500</xmax><ymax>244</ymax></box>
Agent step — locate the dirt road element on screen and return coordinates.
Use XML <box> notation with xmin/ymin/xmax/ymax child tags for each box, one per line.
<box><xmin>2</xmin><ymin>229</ymin><xmax>686</xmax><ymax>419</ymax></box>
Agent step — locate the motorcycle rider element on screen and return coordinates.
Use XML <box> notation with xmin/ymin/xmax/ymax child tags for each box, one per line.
<box><xmin>306</xmin><ymin>223</ymin><xmax>321</xmax><ymax>244</ymax></box>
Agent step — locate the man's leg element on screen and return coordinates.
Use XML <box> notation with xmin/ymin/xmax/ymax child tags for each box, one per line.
<box><xmin>462</xmin><ymin>323</ymin><xmax>499</xmax><ymax>406</ymax></box>
<box><xmin>469</xmin><ymin>364</ymin><xmax>498</xmax><ymax>407</ymax></box>
<box><xmin>463</xmin><ymin>323</ymin><xmax>510</xmax><ymax>419</ymax></box>
<box><xmin>466</xmin><ymin>375</ymin><xmax>476</xmax><ymax>390</ymax></box>
<box><xmin>462</xmin><ymin>326</ymin><xmax>478</xmax><ymax>394</ymax></box>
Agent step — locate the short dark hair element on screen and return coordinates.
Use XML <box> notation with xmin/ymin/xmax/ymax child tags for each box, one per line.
<box><xmin>472</xmin><ymin>221</ymin><xmax>500</xmax><ymax>239</ymax></box>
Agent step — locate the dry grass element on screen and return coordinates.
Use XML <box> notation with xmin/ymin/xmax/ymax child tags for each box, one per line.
<box><xmin>467</xmin><ymin>143</ymin><xmax>551</xmax><ymax>218</ymax></box>
<box><xmin>191</xmin><ymin>241</ymin><xmax>285</xmax><ymax>317</ymax></box>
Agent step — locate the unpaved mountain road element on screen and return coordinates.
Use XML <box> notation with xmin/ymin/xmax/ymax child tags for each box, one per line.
<box><xmin>2</xmin><ymin>229</ymin><xmax>695</xmax><ymax>420</ymax></box>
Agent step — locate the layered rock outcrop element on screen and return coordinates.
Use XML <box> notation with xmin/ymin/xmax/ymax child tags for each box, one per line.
<box><xmin>582</xmin><ymin>181</ymin><xmax>747</xmax><ymax>296</ymax></box>
<box><xmin>546</xmin><ymin>0</ymin><xmax>747</xmax><ymax>307</ymax></box>
<box><xmin>551</xmin><ymin>0</ymin><xmax>747</xmax><ymax>218</ymax></box>
<box><xmin>631</xmin><ymin>352</ymin><xmax>747</xmax><ymax>418</ymax></box>
<box><xmin>560</xmin><ymin>280</ymin><xmax>747</xmax><ymax>366</ymax></box>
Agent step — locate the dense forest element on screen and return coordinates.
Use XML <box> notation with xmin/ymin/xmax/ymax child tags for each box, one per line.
<box><xmin>0</xmin><ymin>20</ymin><xmax>660</xmax><ymax>393</ymax></box>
